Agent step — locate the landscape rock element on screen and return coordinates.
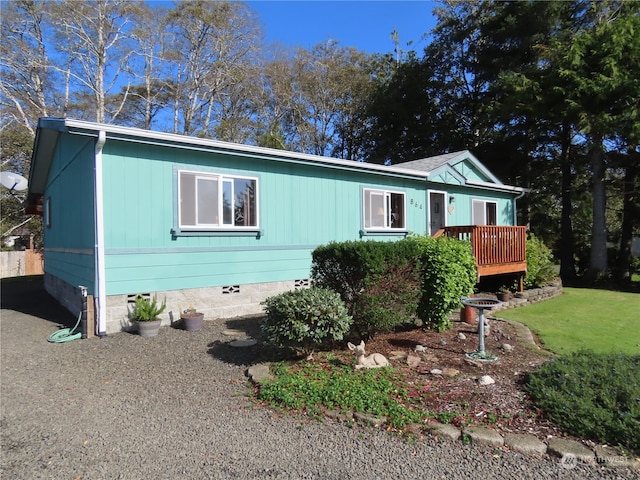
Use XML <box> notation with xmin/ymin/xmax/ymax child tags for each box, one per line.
<box><xmin>502</xmin><ymin>343</ymin><xmax>514</xmax><ymax>352</ymax></box>
<box><xmin>463</xmin><ymin>426</ymin><xmax>504</xmax><ymax>447</ymax></box>
<box><xmin>414</xmin><ymin>344</ymin><xmax>427</xmax><ymax>353</ymax></box>
<box><xmin>547</xmin><ymin>438</ymin><xmax>595</xmax><ymax>463</ymax></box>
<box><xmin>353</xmin><ymin>412</ymin><xmax>386</xmax><ymax>427</ymax></box>
<box><xmin>442</xmin><ymin>368</ymin><xmax>459</xmax><ymax>377</ymax></box>
<box><xmin>425</xmin><ymin>422</ymin><xmax>461</xmax><ymax>441</ymax></box>
<box><xmin>406</xmin><ymin>354</ymin><xmax>421</xmax><ymax>368</ymax></box>
<box><xmin>246</xmin><ymin>364</ymin><xmax>273</xmax><ymax>384</ymax></box>
<box><xmin>457</xmin><ymin>333</ymin><xmax>467</xmax><ymax>340</ymax></box>
<box><xmin>430</xmin><ymin>368</ymin><xmax>443</xmax><ymax>375</ymax></box>
<box><xmin>504</xmin><ymin>434</ymin><xmax>547</xmax><ymax>455</ymax></box>
<box><xmin>478</xmin><ymin>375</ymin><xmax>495</xmax><ymax>386</ymax></box>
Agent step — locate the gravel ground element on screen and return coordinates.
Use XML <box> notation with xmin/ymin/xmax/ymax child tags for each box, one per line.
<box><xmin>1</xmin><ymin>278</ymin><xmax>637</xmax><ymax>480</ymax></box>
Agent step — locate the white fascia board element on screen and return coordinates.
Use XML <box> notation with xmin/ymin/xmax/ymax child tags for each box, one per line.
<box><xmin>465</xmin><ymin>179</ymin><xmax>528</xmax><ymax>194</ymax></box>
<box><xmin>60</xmin><ymin>118</ymin><xmax>430</xmax><ymax>181</ymax></box>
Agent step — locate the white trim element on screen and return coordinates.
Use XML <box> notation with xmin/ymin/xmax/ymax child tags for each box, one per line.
<box><xmin>177</xmin><ymin>169</ymin><xmax>259</xmax><ymax>231</ymax></box>
<box><xmin>94</xmin><ymin>130</ymin><xmax>107</xmax><ymax>336</ymax></box>
<box><xmin>54</xmin><ymin>118</ymin><xmax>430</xmax><ymax>180</ymax></box>
<box><xmin>427</xmin><ymin>189</ymin><xmax>448</xmax><ymax>236</ymax></box>
<box><xmin>466</xmin><ymin>179</ymin><xmax>527</xmax><ymax>193</ymax></box>
<box><xmin>472</xmin><ymin>199</ymin><xmax>498</xmax><ymax>225</ymax></box>
<box><xmin>362</xmin><ymin>187</ymin><xmax>406</xmax><ymax>231</ymax></box>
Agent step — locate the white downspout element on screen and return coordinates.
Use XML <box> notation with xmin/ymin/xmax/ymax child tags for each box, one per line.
<box><xmin>94</xmin><ymin>131</ymin><xmax>107</xmax><ymax>336</ymax></box>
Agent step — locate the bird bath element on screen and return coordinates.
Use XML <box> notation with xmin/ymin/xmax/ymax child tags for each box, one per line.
<box><xmin>461</xmin><ymin>297</ymin><xmax>503</xmax><ymax>362</ymax></box>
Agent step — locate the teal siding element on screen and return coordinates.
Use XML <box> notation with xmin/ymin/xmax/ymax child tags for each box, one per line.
<box><xmin>44</xmin><ymin>134</ymin><xmax>97</xmax><ymax>293</ymax></box>
<box><xmin>100</xmin><ymin>140</ymin><xmax>428</xmax><ymax>294</ymax></box>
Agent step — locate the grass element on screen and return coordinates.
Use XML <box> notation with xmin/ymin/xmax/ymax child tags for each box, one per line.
<box><xmin>497</xmin><ymin>287</ymin><xmax>640</xmax><ymax>355</ymax></box>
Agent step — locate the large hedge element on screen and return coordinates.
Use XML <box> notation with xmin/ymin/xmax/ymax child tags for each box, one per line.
<box><xmin>311</xmin><ymin>240</ymin><xmax>421</xmax><ymax>338</ymax></box>
<box><xmin>410</xmin><ymin>235</ymin><xmax>477</xmax><ymax>331</ymax></box>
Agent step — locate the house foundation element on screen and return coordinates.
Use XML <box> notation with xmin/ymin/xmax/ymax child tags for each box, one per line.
<box><xmin>44</xmin><ymin>273</ymin><xmax>307</xmax><ymax>334</ymax></box>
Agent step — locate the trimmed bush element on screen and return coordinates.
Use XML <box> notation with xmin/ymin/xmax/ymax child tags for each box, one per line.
<box><xmin>311</xmin><ymin>240</ymin><xmax>421</xmax><ymax>337</ymax></box>
<box><xmin>525</xmin><ymin>351</ymin><xmax>640</xmax><ymax>453</ymax></box>
<box><xmin>261</xmin><ymin>287</ymin><xmax>352</xmax><ymax>357</ymax></box>
<box><xmin>410</xmin><ymin>235</ymin><xmax>477</xmax><ymax>331</ymax></box>
<box><xmin>524</xmin><ymin>233</ymin><xmax>556</xmax><ymax>288</ymax></box>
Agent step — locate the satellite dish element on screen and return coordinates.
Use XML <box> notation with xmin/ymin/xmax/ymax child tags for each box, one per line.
<box><xmin>0</xmin><ymin>171</ymin><xmax>28</xmax><ymax>192</ymax></box>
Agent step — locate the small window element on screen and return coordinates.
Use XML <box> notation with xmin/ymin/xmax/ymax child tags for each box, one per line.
<box><xmin>178</xmin><ymin>170</ymin><xmax>258</xmax><ymax>230</ymax></box>
<box><xmin>363</xmin><ymin>188</ymin><xmax>405</xmax><ymax>230</ymax></box>
<box><xmin>472</xmin><ymin>200</ymin><xmax>497</xmax><ymax>225</ymax></box>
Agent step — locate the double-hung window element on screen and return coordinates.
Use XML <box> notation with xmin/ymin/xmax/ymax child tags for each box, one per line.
<box><xmin>472</xmin><ymin>199</ymin><xmax>497</xmax><ymax>225</ymax></box>
<box><xmin>178</xmin><ymin>170</ymin><xmax>258</xmax><ymax>230</ymax></box>
<box><xmin>363</xmin><ymin>188</ymin><xmax>405</xmax><ymax>230</ymax></box>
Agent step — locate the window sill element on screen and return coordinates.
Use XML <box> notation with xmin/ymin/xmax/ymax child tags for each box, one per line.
<box><xmin>171</xmin><ymin>228</ymin><xmax>263</xmax><ymax>239</ymax></box>
<box><xmin>359</xmin><ymin>229</ymin><xmax>409</xmax><ymax>237</ymax></box>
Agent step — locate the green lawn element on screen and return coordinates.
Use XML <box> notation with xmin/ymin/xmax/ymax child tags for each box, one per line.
<box><xmin>496</xmin><ymin>287</ymin><xmax>640</xmax><ymax>355</ymax></box>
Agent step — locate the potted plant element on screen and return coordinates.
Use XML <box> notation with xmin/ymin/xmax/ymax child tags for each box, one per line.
<box><xmin>460</xmin><ymin>295</ymin><xmax>477</xmax><ymax>324</ymax></box>
<box><xmin>129</xmin><ymin>294</ymin><xmax>166</xmax><ymax>338</ymax></box>
<box><xmin>180</xmin><ymin>306</ymin><xmax>204</xmax><ymax>332</ymax></box>
<box><xmin>496</xmin><ymin>284</ymin><xmax>513</xmax><ymax>302</ymax></box>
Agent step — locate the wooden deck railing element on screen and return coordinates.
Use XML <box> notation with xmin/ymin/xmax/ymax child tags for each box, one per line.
<box><xmin>435</xmin><ymin>225</ymin><xmax>527</xmax><ymax>288</ymax></box>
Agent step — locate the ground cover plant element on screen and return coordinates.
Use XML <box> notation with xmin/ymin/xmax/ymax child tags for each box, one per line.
<box><xmin>525</xmin><ymin>351</ymin><xmax>640</xmax><ymax>453</ymax></box>
<box><xmin>496</xmin><ymin>287</ymin><xmax>640</xmax><ymax>354</ymax></box>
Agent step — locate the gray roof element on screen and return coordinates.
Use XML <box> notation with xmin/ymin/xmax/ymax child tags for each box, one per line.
<box><xmin>394</xmin><ymin>151</ymin><xmax>469</xmax><ymax>172</ymax></box>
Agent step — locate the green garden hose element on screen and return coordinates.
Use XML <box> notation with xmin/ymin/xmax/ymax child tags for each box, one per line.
<box><xmin>48</xmin><ymin>312</ymin><xmax>82</xmax><ymax>343</ymax></box>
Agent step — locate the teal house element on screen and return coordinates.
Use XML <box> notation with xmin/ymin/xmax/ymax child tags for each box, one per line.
<box><xmin>27</xmin><ymin>118</ymin><xmax>526</xmax><ymax>335</ymax></box>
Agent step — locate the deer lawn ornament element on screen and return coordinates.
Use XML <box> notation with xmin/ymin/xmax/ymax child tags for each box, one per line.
<box><xmin>347</xmin><ymin>340</ymin><xmax>389</xmax><ymax>370</ymax></box>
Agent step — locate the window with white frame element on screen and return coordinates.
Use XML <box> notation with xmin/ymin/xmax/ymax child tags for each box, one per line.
<box><xmin>363</xmin><ymin>188</ymin><xmax>405</xmax><ymax>230</ymax></box>
<box><xmin>472</xmin><ymin>199</ymin><xmax>497</xmax><ymax>225</ymax></box>
<box><xmin>178</xmin><ymin>170</ymin><xmax>258</xmax><ymax>229</ymax></box>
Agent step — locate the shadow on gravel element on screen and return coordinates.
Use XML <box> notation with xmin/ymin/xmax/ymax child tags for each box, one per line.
<box><xmin>206</xmin><ymin>315</ymin><xmax>294</xmax><ymax>366</ymax></box>
<box><xmin>1</xmin><ymin>275</ymin><xmax>76</xmax><ymax>327</ymax></box>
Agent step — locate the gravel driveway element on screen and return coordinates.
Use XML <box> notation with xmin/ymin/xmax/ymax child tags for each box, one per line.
<box><xmin>1</xmin><ymin>277</ymin><xmax>635</xmax><ymax>480</ymax></box>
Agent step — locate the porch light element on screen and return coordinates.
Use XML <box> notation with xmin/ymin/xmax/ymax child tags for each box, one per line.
<box><xmin>449</xmin><ymin>195</ymin><xmax>455</xmax><ymax>204</ymax></box>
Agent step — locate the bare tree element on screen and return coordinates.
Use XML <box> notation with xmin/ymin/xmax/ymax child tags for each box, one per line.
<box><xmin>51</xmin><ymin>0</ymin><xmax>134</xmax><ymax>123</ymax></box>
<box><xmin>164</xmin><ymin>0</ymin><xmax>260</xmax><ymax>136</ymax></box>
<box><xmin>0</xmin><ymin>0</ymin><xmax>61</xmax><ymax>133</ymax></box>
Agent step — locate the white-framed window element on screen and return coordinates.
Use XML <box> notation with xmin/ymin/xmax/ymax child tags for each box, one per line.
<box><xmin>363</xmin><ymin>188</ymin><xmax>405</xmax><ymax>230</ymax></box>
<box><xmin>472</xmin><ymin>199</ymin><xmax>497</xmax><ymax>225</ymax></box>
<box><xmin>178</xmin><ymin>170</ymin><xmax>258</xmax><ymax>229</ymax></box>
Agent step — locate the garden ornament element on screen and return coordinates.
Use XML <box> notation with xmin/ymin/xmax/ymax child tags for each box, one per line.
<box><xmin>347</xmin><ymin>340</ymin><xmax>389</xmax><ymax>370</ymax></box>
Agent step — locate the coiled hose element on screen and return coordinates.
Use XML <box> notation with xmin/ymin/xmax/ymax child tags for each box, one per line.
<box><xmin>48</xmin><ymin>312</ymin><xmax>82</xmax><ymax>343</ymax></box>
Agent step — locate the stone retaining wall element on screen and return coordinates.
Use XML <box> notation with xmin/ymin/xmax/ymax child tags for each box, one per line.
<box><xmin>492</xmin><ymin>279</ymin><xmax>563</xmax><ymax>313</ymax></box>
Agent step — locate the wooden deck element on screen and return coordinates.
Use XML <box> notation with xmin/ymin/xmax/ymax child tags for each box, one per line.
<box><xmin>435</xmin><ymin>225</ymin><xmax>527</xmax><ymax>290</ymax></box>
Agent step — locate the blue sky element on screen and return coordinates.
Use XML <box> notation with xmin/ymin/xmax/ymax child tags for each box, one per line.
<box><xmin>246</xmin><ymin>1</ymin><xmax>439</xmax><ymax>54</ymax></box>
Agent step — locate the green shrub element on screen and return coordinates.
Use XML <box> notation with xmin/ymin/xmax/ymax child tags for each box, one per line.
<box><xmin>311</xmin><ymin>240</ymin><xmax>421</xmax><ymax>337</ymax></box>
<box><xmin>525</xmin><ymin>351</ymin><xmax>640</xmax><ymax>452</ymax></box>
<box><xmin>525</xmin><ymin>234</ymin><xmax>556</xmax><ymax>289</ymax></box>
<box><xmin>261</xmin><ymin>287</ymin><xmax>352</xmax><ymax>357</ymax></box>
<box><xmin>410</xmin><ymin>235</ymin><xmax>477</xmax><ymax>331</ymax></box>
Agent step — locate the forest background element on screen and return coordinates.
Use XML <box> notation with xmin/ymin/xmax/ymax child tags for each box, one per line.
<box><xmin>1</xmin><ymin>0</ymin><xmax>638</xmax><ymax>286</ymax></box>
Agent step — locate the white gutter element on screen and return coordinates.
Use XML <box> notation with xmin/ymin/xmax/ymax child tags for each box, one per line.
<box><xmin>60</xmin><ymin>118</ymin><xmax>430</xmax><ymax>180</ymax></box>
<box><xmin>94</xmin><ymin>130</ymin><xmax>107</xmax><ymax>336</ymax></box>
<box><xmin>513</xmin><ymin>189</ymin><xmax>527</xmax><ymax>226</ymax></box>
<box><xmin>465</xmin><ymin>179</ymin><xmax>528</xmax><ymax>193</ymax></box>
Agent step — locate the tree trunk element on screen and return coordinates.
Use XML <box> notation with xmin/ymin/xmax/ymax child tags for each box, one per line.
<box><xmin>559</xmin><ymin>121</ymin><xmax>577</xmax><ymax>281</ymax></box>
<box><xmin>587</xmin><ymin>132</ymin><xmax>607</xmax><ymax>281</ymax></box>
<box><xmin>616</xmin><ymin>155</ymin><xmax>637</xmax><ymax>284</ymax></box>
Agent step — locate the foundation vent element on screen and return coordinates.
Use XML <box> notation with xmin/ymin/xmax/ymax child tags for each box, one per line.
<box><xmin>222</xmin><ymin>285</ymin><xmax>240</xmax><ymax>294</ymax></box>
<box><xmin>294</xmin><ymin>279</ymin><xmax>310</xmax><ymax>288</ymax></box>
